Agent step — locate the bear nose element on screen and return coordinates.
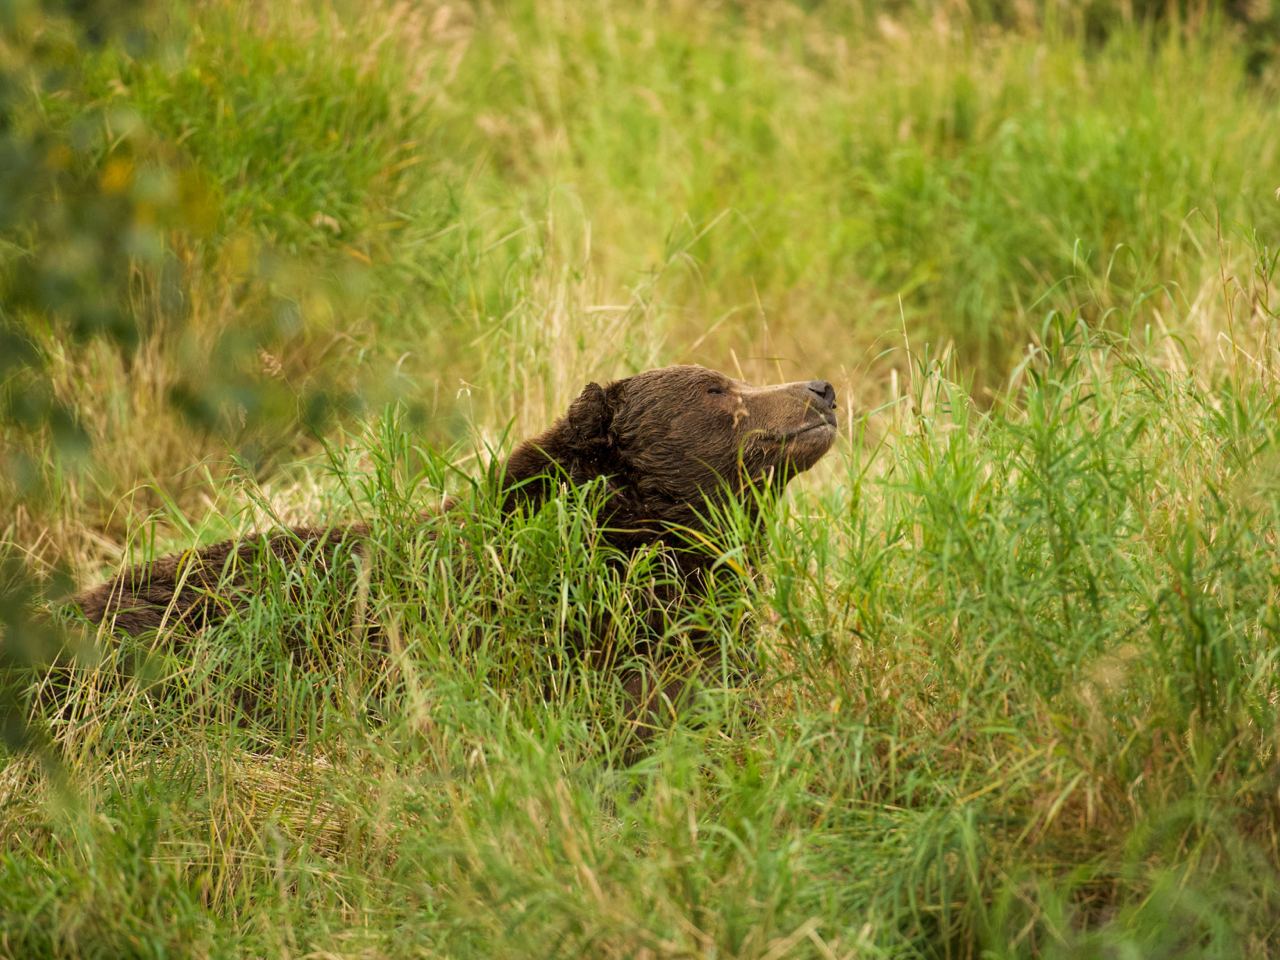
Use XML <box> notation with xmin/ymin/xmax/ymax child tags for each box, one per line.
<box><xmin>807</xmin><ymin>380</ymin><xmax>836</xmax><ymax>409</ymax></box>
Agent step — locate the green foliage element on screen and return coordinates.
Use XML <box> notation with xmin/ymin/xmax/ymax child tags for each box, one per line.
<box><xmin>4</xmin><ymin>0</ymin><xmax>1280</xmax><ymax>956</ymax></box>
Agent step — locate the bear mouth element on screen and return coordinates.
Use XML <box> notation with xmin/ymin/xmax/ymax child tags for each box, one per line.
<box><xmin>771</xmin><ymin>416</ymin><xmax>837</xmax><ymax>442</ymax></box>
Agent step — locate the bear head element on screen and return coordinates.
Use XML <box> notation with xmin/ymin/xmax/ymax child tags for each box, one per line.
<box><xmin>500</xmin><ymin>364</ymin><xmax>838</xmax><ymax>529</ymax></box>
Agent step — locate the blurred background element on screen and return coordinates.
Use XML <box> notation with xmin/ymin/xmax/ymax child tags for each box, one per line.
<box><xmin>4</xmin><ymin>4</ymin><xmax>1280</xmax><ymax>953</ymax></box>
<box><xmin>3</xmin><ymin>0</ymin><xmax>1278</xmax><ymax>577</ymax></box>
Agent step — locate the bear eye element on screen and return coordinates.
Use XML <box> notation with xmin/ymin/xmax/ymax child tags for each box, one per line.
<box><xmin>707</xmin><ymin>385</ymin><xmax>726</xmax><ymax>396</ymax></box>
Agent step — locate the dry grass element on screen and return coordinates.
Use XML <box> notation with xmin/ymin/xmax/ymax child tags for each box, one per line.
<box><xmin>4</xmin><ymin>1</ymin><xmax>1280</xmax><ymax>957</ymax></box>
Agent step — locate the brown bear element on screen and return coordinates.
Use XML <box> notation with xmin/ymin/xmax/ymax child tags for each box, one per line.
<box><xmin>76</xmin><ymin>364</ymin><xmax>837</xmax><ymax>728</ymax></box>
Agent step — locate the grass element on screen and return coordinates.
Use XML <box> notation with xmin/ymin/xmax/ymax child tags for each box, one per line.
<box><xmin>4</xmin><ymin>0</ymin><xmax>1280</xmax><ymax>956</ymax></box>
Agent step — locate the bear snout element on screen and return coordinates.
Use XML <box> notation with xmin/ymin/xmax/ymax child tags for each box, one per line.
<box><xmin>807</xmin><ymin>380</ymin><xmax>836</xmax><ymax>411</ymax></box>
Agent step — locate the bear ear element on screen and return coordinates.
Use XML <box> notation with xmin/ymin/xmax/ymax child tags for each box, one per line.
<box><xmin>562</xmin><ymin>380</ymin><xmax>615</xmax><ymax>449</ymax></box>
<box><xmin>498</xmin><ymin>379</ymin><xmax>619</xmax><ymax>513</ymax></box>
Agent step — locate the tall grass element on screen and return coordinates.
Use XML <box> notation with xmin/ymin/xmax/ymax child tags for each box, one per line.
<box><xmin>4</xmin><ymin>0</ymin><xmax>1280</xmax><ymax>956</ymax></box>
<box><xmin>7</xmin><ymin>0</ymin><xmax>1279</xmax><ymax>565</ymax></box>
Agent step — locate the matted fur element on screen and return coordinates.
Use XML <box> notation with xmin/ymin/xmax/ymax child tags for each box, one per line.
<box><xmin>77</xmin><ymin>364</ymin><xmax>838</xmax><ymax>726</ymax></box>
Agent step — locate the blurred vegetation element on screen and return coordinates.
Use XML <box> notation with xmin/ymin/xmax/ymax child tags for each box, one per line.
<box><xmin>2</xmin><ymin>0</ymin><xmax>1280</xmax><ymax>956</ymax></box>
<box><xmin>4</xmin><ymin>0</ymin><xmax>1279</xmax><ymax>552</ymax></box>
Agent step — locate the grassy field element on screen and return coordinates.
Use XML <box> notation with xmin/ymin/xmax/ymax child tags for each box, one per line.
<box><xmin>3</xmin><ymin>0</ymin><xmax>1280</xmax><ymax>956</ymax></box>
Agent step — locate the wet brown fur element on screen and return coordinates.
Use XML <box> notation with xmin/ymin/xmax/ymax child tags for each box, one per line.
<box><xmin>76</xmin><ymin>364</ymin><xmax>838</xmax><ymax>729</ymax></box>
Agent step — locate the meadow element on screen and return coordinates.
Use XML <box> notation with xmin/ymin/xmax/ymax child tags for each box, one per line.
<box><xmin>3</xmin><ymin>0</ymin><xmax>1280</xmax><ymax>955</ymax></box>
